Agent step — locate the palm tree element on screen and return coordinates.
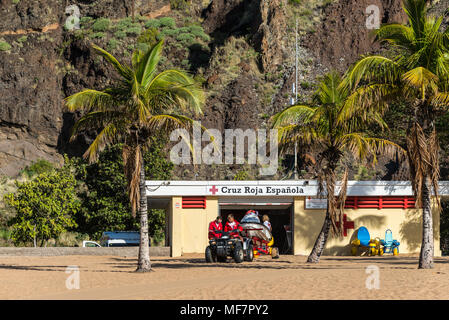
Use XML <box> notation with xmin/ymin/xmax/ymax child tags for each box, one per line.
<box><xmin>65</xmin><ymin>40</ymin><xmax>205</xmax><ymax>272</ymax></box>
<box><xmin>272</xmin><ymin>71</ymin><xmax>401</xmax><ymax>263</ymax></box>
<box><xmin>342</xmin><ymin>0</ymin><xmax>449</xmax><ymax>268</ymax></box>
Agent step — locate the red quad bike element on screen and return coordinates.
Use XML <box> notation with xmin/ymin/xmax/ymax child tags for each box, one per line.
<box><xmin>205</xmin><ymin>230</ymin><xmax>254</xmax><ymax>263</ymax></box>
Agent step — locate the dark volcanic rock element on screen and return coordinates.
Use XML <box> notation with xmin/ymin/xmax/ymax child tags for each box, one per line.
<box><xmin>303</xmin><ymin>0</ymin><xmax>406</xmax><ymax>73</ymax></box>
<box><xmin>203</xmin><ymin>0</ymin><xmax>288</xmax><ymax>73</ymax></box>
<box><xmin>0</xmin><ymin>0</ymin><xmax>156</xmax><ymax>176</ymax></box>
<box><xmin>2</xmin><ymin>0</ymin><xmax>449</xmax><ymax>179</ymax></box>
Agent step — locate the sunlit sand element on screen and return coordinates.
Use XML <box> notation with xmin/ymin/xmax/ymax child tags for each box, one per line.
<box><xmin>0</xmin><ymin>253</ymin><xmax>448</xmax><ymax>299</ymax></box>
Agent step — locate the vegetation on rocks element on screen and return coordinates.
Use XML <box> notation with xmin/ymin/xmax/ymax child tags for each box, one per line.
<box><xmin>0</xmin><ymin>41</ymin><xmax>11</xmax><ymax>51</ymax></box>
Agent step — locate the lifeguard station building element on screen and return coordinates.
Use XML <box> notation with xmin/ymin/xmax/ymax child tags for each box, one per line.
<box><xmin>146</xmin><ymin>180</ymin><xmax>449</xmax><ymax>257</ymax></box>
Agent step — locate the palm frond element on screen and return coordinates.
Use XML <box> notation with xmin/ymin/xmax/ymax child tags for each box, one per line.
<box><xmin>402</xmin><ymin>0</ymin><xmax>427</xmax><ymax>39</ymax></box>
<box><xmin>92</xmin><ymin>45</ymin><xmax>132</xmax><ymax>79</ymax></box>
<box><xmin>69</xmin><ymin>109</ymin><xmax>125</xmax><ymax>140</ymax></box>
<box><xmin>340</xmin><ymin>83</ymin><xmax>398</xmax><ymax>122</ymax></box>
<box><xmin>338</xmin><ymin>133</ymin><xmax>404</xmax><ymax>164</ymax></box>
<box><xmin>65</xmin><ymin>89</ymin><xmax>116</xmax><ymax>112</ymax></box>
<box><xmin>83</xmin><ymin>123</ymin><xmax>118</xmax><ymax>163</ymax></box>
<box><xmin>271</xmin><ymin>104</ymin><xmax>315</xmax><ymax>127</ymax></box>
<box><xmin>146</xmin><ymin>114</ymin><xmax>216</xmax><ymax>163</ymax></box>
<box><xmin>402</xmin><ymin>66</ymin><xmax>438</xmax><ymax>99</ymax></box>
<box><xmin>344</xmin><ymin>55</ymin><xmax>401</xmax><ymax>90</ymax></box>
<box><xmin>431</xmin><ymin>91</ymin><xmax>449</xmax><ymax>108</ymax></box>
<box><xmin>138</xmin><ymin>40</ymin><xmax>164</xmax><ymax>88</ymax></box>
<box><xmin>147</xmin><ymin>69</ymin><xmax>205</xmax><ymax>115</ymax></box>
<box><xmin>92</xmin><ymin>44</ymin><xmax>132</xmax><ymax>80</ymax></box>
<box><xmin>375</xmin><ymin>23</ymin><xmax>415</xmax><ymax>50</ymax></box>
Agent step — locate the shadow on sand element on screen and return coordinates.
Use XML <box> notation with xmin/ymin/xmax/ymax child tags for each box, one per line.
<box><xmin>1</xmin><ymin>255</ymin><xmax>448</xmax><ymax>273</ymax></box>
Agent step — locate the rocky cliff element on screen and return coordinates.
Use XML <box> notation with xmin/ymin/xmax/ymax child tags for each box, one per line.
<box><xmin>1</xmin><ymin>0</ymin><xmax>448</xmax><ymax>179</ymax></box>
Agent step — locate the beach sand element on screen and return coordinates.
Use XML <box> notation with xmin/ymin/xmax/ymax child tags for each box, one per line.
<box><xmin>0</xmin><ymin>253</ymin><xmax>448</xmax><ymax>299</ymax></box>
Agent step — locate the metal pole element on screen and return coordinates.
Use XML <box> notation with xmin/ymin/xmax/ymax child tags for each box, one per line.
<box><xmin>294</xmin><ymin>18</ymin><xmax>299</xmax><ymax>179</ymax></box>
<box><xmin>295</xmin><ymin>18</ymin><xmax>298</xmax><ymax>102</ymax></box>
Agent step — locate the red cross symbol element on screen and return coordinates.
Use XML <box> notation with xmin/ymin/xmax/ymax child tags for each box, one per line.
<box><xmin>336</xmin><ymin>214</ymin><xmax>355</xmax><ymax>237</ymax></box>
<box><xmin>209</xmin><ymin>185</ymin><xmax>218</xmax><ymax>195</ymax></box>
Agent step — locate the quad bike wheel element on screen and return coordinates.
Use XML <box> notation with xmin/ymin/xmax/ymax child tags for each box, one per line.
<box><xmin>271</xmin><ymin>247</ymin><xmax>279</xmax><ymax>259</ymax></box>
<box><xmin>351</xmin><ymin>246</ymin><xmax>358</xmax><ymax>256</ymax></box>
<box><xmin>245</xmin><ymin>243</ymin><xmax>254</xmax><ymax>262</ymax></box>
<box><xmin>205</xmin><ymin>246</ymin><xmax>216</xmax><ymax>263</ymax></box>
<box><xmin>393</xmin><ymin>247</ymin><xmax>399</xmax><ymax>256</ymax></box>
<box><xmin>234</xmin><ymin>242</ymin><xmax>244</xmax><ymax>263</ymax></box>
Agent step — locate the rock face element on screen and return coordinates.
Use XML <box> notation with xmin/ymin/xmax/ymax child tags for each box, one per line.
<box><xmin>1</xmin><ymin>0</ymin><xmax>448</xmax><ymax>178</ymax></box>
<box><xmin>203</xmin><ymin>0</ymin><xmax>288</xmax><ymax>73</ymax></box>
<box><xmin>0</xmin><ymin>0</ymin><xmax>64</xmax><ymax>176</ymax></box>
<box><xmin>303</xmin><ymin>0</ymin><xmax>406</xmax><ymax>73</ymax></box>
<box><xmin>255</xmin><ymin>0</ymin><xmax>288</xmax><ymax>74</ymax></box>
<box><xmin>0</xmin><ymin>0</ymin><xmax>160</xmax><ymax>176</ymax></box>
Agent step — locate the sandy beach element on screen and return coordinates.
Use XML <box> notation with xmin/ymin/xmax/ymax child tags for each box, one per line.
<box><xmin>0</xmin><ymin>254</ymin><xmax>448</xmax><ymax>300</ymax></box>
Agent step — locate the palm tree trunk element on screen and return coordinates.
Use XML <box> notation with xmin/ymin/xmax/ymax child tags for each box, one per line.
<box><xmin>307</xmin><ymin>210</ymin><xmax>331</xmax><ymax>263</ymax></box>
<box><xmin>307</xmin><ymin>169</ymin><xmax>336</xmax><ymax>263</ymax></box>
<box><xmin>136</xmin><ymin>155</ymin><xmax>152</xmax><ymax>272</ymax></box>
<box><xmin>419</xmin><ymin>177</ymin><xmax>434</xmax><ymax>269</ymax></box>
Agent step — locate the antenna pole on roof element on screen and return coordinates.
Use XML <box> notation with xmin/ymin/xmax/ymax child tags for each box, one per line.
<box><xmin>294</xmin><ymin>18</ymin><xmax>299</xmax><ymax>180</ymax></box>
<box><xmin>295</xmin><ymin>18</ymin><xmax>298</xmax><ymax>102</ymax></box>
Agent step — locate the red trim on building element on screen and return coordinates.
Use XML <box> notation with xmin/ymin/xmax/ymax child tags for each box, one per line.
<box><xmin>344</xmin><ymin>196</ymin><xmax>416</xmax><ymax>209</ymax></box>
<box><xmin>182</xmin><ymin>197</ymin><xmax>207</xmax><ymax>209</ymax></box>
<box><xmin>336</xmin><ymin>214</ymin><xmax>355</xmax><ymax>236</ymax></box>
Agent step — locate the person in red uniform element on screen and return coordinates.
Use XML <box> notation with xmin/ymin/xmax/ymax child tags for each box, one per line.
<box><xmin>224</xmin><ymin>214</ymin><xmax>243</xmax><ymax>234</ymax></box>
<box><xmin>208</xmin><ymin>216</ymin><xmax>223</xmax><ymax>239</ymax></box>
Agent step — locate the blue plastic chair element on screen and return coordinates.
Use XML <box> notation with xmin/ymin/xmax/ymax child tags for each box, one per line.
<box><xmin>380</xmin><ymin>229</ymin><xmax>400</xmax><ymax>255</ymax></box>
<box><xmin>357</xmin><ymin>227</ymin><xmax>371</xmax><ymax>247</ymax></box>
<box><xmin>351</xmin><ymin>226</ymin><xmax>377</xmax><ymax>255</ymax></box>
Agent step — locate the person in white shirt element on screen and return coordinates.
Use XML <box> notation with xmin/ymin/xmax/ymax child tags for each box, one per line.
<box><xmin>262</xmin><ymin>215</ymin><xmax>272</xmax><ymax>232</ymax></box>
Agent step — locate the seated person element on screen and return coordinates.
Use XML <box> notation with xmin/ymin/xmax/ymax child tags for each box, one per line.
<box><xmin>208</xmin><ymin>216</ymin><xmax>223</xmax><ymax>239</ymax></box>
<box><xmin>241</xmin><ymin>209</ymin><xmax>260</xmax><ymax>223</ymax></box>
<box><xmin>262</xmin><ymin>215</ymin><xmax>272</xmax><ymax>232</ymax></box>
<box><xmin>224</xmin><ymin>214</ymin><xmax>243</xmax><ymax>233</ymax></box>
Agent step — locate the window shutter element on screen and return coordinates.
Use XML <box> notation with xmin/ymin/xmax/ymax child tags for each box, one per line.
<box><xmin>344</xmin><ymin>196</ymin><xmax>415</xmax><ymax>209</ymax></box>
<box><xmin>182</xmin><ymin>197</ymin><xmax>206</xmax><ymax>209</ymax></box>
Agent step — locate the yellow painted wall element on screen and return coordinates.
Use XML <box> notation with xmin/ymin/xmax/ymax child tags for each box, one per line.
<box><xmin>170</xmin><ymin>196</ymin><xmax>182</xmax><ymax>257</ymax></box>
<box><xmin>293</xmin><ymin>196</ymin><xmax>441</xmax><ymax>256</ymax></box>
<box><xmin>170</xmin><ymin>195</ymin><xmax>441</xmax><ymax>257</ymax></box>
<box><xmin>170</xmin><ymin>196</ymin><xmax>218</xmax><ymax>256</ymax></box>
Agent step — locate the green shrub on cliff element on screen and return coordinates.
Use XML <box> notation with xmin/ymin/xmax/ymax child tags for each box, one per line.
<box><xmin>144</xmin><ymin>19</ymin><xmax>161</xmax><ymax>29</ymax></box>
<box><xmin>170</xmin><ymin>0</ymin><xmax>189</xmax><ymax>10</ymax></box>
<box><xmin>159</xmin><ymin>17</ymin><xmax>176</xmax><ymax>28</ymax></box>
<box><xmin>114</xmin><ymin>30</ymin><xmax>126</xmax><ymax>39</ymax></box>
<box><xmin>116</xmin><ymin>17</ymin><xmax>134</xmax><ymax>31</ymax></box>
<box><xmin>125</xmin><ymin>25</ymin><xmax>142</xmax><ymax>36</ymax></box>
<box><xmin>92</xmin><ymin>18</ymin><xmax>111</xmax><ymax>32</ymax></box>
<box><xmin>107</xmin><ymin>38</ymin><xmax>119</xmax><ymax>51</ymax></box>
<box><xmin>17</xmin><ymin>36</ymin><xmax>27</xmax><ymax>43</ymax></box>
<box><xmin>0</xmin><ymin>41</ymin><xmax>11</xmax><ymax>51</ymax></box>
<box><xmin>20</xmin><ymin>159</ymin><xmax>54</xmax><ymax>179</ymax></box>
<box><xmin>176</xmin><ymin>33</ymin><xmax>195</xmax><ymax>45</ymax></box>
<box><xmin>80</xmin><ymin>16</ymin><xmax>93</xmax><ymax>28</ymax></box>
<box><xmin>90</xmin><ymin>32</ymin><xmax>105</xmax><ymax>39</ymax></box>
<box><xmin>137</xmin><ymin>28</ymin><xmax>159</xmax><ymax>46</ymax></box>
